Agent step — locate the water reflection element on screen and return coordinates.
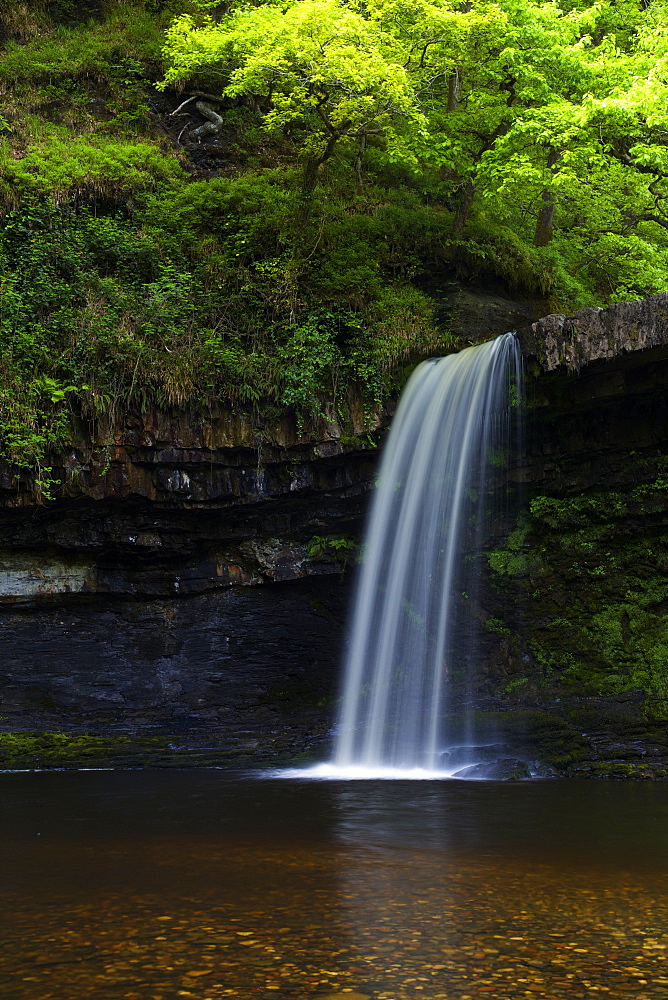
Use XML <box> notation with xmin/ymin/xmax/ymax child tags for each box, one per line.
<box><xmin>330</xmin><ymin>780</ymin><xmax>668</xmax><ymax>999</ymax></box>
<box><xmin>1</xmin><ymin>772</ymin><xmax>668</xmax><ymax>999</ymax></box>
<box><xmin>334</xmin><ymin>780</ymin><xmax>454</xmax><ymax>853</ymax></box>
<box><xmin>326</xmin><ymin>774</ymin><xmax>668</xmax><ymax>866</ymax></box>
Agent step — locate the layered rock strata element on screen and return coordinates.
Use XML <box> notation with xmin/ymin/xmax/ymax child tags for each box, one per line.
<box><xmin>0</xmin><ymin>401</ymin><xmax>381</xmax><ymax>600</ymax></box>
<box><xmin>2</xmin><ymin>295</ymin><xmax>668</xmax><ymax>773</ymax></box>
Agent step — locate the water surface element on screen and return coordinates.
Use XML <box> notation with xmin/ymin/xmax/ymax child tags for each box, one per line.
<box><xmin>2</xmin><ymin>772</ymin><xmax>668</xmax><ymax>999</ymax></box>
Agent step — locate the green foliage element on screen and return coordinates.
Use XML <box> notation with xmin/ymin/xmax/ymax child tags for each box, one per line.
<box><xmin>502</xmin><ymin>675</ymin><xmax>529</xmax><ymax>695</ymax></box>
<box><xmin>161</xmin><ymin>0</ymin><xmax>429</xmax><ymax>199</ymax></box>
<box><xmin>1</xmin><ymin>0</ymin><xmax>668</xmax><ymax>487</ymax></box>
<box><xmin>0</xmin><ymin>182</ymin><xmax>440</xmax><ymax>488</ymax></box>
<box><xmin>529</xmin><ymin>477</ymin><xmax>668</xmax><ymax>528</ymax></box>
<box><xmin>0</xmin><ymin>137</ymin><xmax>184</xmax><ymax>207</ymax></box>
<box><xmin>490</xmin><ymin>471</ymin><xmax>668</xmax><ymax>714</ymax></box>
<box><xmin>488</xmin><ymin>524</ymin><xmax>532</xmax><ymax>576</ymax></box>
<box><xmin>485</xmin><ymin>617</ymin><xmax>512</xmax><ymax>637</ymax></box>
<box><xmin>307</xmin><ymin>535</ymin><xmax>358</xmax><ymax>559</ymax></box>
<box><xmin>277</xmin><ymin>316</ymin><xmax>344</xmax><ymax>418</ymax></box>
<box><xmin>160</xmin><ymin>0</ymin><xmax>668</xmax><ymax>303</ymax></box>
<box><xmin>0</xmin><ymin>3</ymin><xmax>166</xmax><ymax>81</ymax></box>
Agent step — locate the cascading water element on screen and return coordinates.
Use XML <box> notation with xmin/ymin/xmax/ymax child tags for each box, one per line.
<box><xmin>333</xmin><ymin>333</ymin><xmax>523</xmax><ymax>776</ymax></box>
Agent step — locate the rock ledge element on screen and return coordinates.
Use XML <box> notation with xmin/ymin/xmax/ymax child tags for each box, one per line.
<box><xmin>518</xmin><ymin>293</ymin><xmax>668</xmax><ymax>372</ymax></box>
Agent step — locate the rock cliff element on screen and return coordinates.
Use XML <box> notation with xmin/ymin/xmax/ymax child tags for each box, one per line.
<box><xmin>0</xmin><ymin>399</ymin><xmax>382</xmax><ymax>600</ymax></box>
<box><xmin>2</xmin><ymin>294</ymin><xmax>668</xmax><ymax>774</ymax></box>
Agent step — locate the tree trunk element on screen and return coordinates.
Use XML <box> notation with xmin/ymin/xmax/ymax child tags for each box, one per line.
<box><xmin>355</xmin><ymin>133</ymin><xmax>367</xmax><ymax>191</ymax></box>
<box><xmin>298</xmin><ymin>156</ymin><xmax>325</xmax><ymax>225</ymax></box>
<box><xmin>447</xmin><ymin>67</ymin><xmax>462</xmax><ymax>112</ymax></box>
<box><xmin>534</xmin><ymin>191</ymin><xmax>556</xmax><ymax>246</ymax></box>
<box><xmin>192</xmin><ymin>101</ymin><xmax>224</xmax><ymax>140</ymax></box>
<box><xmin>301</xmin><ymin>157</ymin><xmax>321</xmax><ymax>202</ymax></box>
<box><xmin>298</xmin><ymin>127</ymin><xmax>348</xmax><ymax>225</ymax></box>
<box><xmin>534</xmin><ymin>147</ymin><xmax>560</xmax><ymax>247</ymax></box>
<box><xmin>453</xmin><ymin>180</ymin><xmax>475</xmax><ymax>235</ymax></box>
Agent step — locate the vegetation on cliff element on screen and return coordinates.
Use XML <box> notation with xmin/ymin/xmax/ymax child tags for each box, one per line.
<box><xmin>1</xmin><ymin>0</ymin><xmax>668</xmax><ymax>486</ymax></box>
<box><xmin>488</xmin><ymin>461</ymin><xmax>668</xmax><ymax>716</ymax></box>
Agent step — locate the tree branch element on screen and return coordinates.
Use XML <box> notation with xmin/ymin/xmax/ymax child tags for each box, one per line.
<box><xmin>639</xmin><ymin>213</ymin><xmax>668</xmax><ymax>232</ymax></box>
<box><xmin>615</xmin><ymin>151</ymin><xmax>668</xmax><ymax>179</ymax></box>
<box><xmin>192</xmin><ymin>101</ymin><xmax>224</xmax><ymax>140</ymax></box>
<box><xmin>170</xmin><ymin>92</ymin><xmax>223</xmax><ymax>116</ymax></box>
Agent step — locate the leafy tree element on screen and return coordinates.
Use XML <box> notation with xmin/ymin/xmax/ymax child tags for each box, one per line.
<box><xmin>161</xmin><ymin>1</ymin><xmax>431</xmax><ymax>213</ymax></box>
<box><xmin>439</xmin><ymin>0</ymin><xmax>668</xmax><ymax>281</ymax></box>
<box><xmin>161</xmin><ymin>0</ymin><xmax>668</xmax><ymax>282</ymax></box>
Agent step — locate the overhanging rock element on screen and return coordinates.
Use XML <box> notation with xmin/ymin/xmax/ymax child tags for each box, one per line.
<box><xmin>517</xmin><ymin>293</ymin><xmax>668</xmax><ymax>373</ymax></box>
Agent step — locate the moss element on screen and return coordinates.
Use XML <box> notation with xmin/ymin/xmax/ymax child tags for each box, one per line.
<box><xmin>442</xmin><ymin>710</ymin><xmax>589</xmax><ymax>771</ymax></box>
<box><xmin>501</xmin><ymin>676</ymin><xmax>530</xmax><ymax>695</ymax></box>
<box><xmin>528</xmin><ymin>476</ymin><xmax>668</xmax><ymax>529</ymax></box>
<box><xmin>487</xmin><ymin>464</ymin><xmax>668</xmax><ymax>716</ymax></box>
<box><xmin>0</xmin><ymin>731</ymin><xmax>164</xmax><ymax>768</ymax></box>
<box><xmin>489</xmin><ymin>710</ymin><xmax>590</xmax><ymax>769</ymax></box>
<box><xmin>588</xmin><ymin>762</ymin><xmax>668</xmax><ymax>780</ymax></box>
<box><xmin>307</xmin><ymin>535</ymin><xmax>358</xmax><ymax>562</ymax></box>
<box><xmin>0</xmin><ymin>730</ymin><xmax>323</xmax><ymax>769</ymax></box>
<box><xmin>485</xmin><ymin>616</ymin><xmax>512</xmax><ymax>637</ymax></box>
<box><xmin>487</xmin><ymin>523</ymin><xmax>542</xmax><ymax>577</ymax></box>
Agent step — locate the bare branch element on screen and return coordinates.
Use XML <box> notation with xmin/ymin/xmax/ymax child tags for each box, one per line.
<box><xmin>193</xmin><ymin>101</ymin><xmax>225</xmax><ymax>141</ymax></box>
<box><xmin>170</xmin><ymin>92</ymin><xmax>223</xmax><ymax>116</ymax></box>
<box><xmin>419</xmin><ymin>37</ymin><xmax>444</xmax><ymax>69</ymax></box>
<box><xmin>170</xmin><ymin>95</ymin><xmax>200</xmax><ymax>116</ymax></box>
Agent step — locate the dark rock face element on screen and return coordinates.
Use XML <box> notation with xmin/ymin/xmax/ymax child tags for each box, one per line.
<box><xmin>452</xmin><ymin>758</ymin><xmax>532</xmax><ymax>781</ymax></box>
<box><xmin>473</xmin><ymin>296</ymin><xmax>668</xmax><ymax>774</ymax></box>
<box><xmin>0</xmin><ymin>395</ymin><xmax>371</xmax><ymax>765</ymax></box>
<box><xmin>437</xmin><ymin>287</ymin><xmax>546</xmax><ymax>342</ymax></box>
<box><xmin>521</xmin><ymin>335</ymin><xmax>668</xmax><ymax>495</ymax></box>
<box><xmin>0</xmin><ymin>402</ymin><xmax>380</xmax><ymax>600</ymax></box>
<box><xmin>0</xmin><ymin>578</ymin><xmax>348</xmax><ymax>763</ymax></box>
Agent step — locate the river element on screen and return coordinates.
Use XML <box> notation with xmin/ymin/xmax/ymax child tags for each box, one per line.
<box><xmin>2</xmin><ymin>772</ymin><xmax>668</xmax><ymax>998</ymax></box>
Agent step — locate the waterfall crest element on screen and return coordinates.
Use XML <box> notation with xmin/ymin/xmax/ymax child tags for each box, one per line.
<box><xmin>334</xmin><ymin>333</ymin><xmax>522</xmax><ymax>774</ymax></box>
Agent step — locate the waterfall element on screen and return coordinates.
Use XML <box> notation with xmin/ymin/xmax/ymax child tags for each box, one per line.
<box><xmin>334</xmin><ymin>333</ymin><xmax>523</xmax><ymax>774</ymax></box>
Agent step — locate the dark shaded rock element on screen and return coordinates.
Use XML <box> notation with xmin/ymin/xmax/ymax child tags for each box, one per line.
<box><xmin>0</xmin><ymin>400</ymin><xmax>383</xmax><ymax>601</ymax></box>
<box><xmin>438</xmin><ymin>288</ymin><xmax>544</xmax><ymax>342</ymax></box>
<box><xmin>439</xmin><ymin>743</ymin><xmax>506</xmax><ymax>769</ymax></box>
<box><xmin>0</xmin><ymin>577</ymin><xmax>348</xmax><ymax>762</ymax></box>
<box><xmin>453</xmin><ymin>757</ymin><xmax>532</xmax><ymax>780</ymax></box>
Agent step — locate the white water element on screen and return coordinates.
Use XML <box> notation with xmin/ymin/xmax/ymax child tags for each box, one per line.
<box><xmin>332</xmin><ymin>333</ymin><xmax>523</xmax><ymax>775</ymax></box>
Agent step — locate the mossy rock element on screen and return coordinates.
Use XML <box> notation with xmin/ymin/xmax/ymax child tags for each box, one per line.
<box><xmin>0</xmin><ymin>731</ymin><xmax>164</xmax><ymax>769</ymax></box>
<box><xmin>587</xmin><ymin>762</ymin><xmax>668</xmax><ymax>780</ymax></box>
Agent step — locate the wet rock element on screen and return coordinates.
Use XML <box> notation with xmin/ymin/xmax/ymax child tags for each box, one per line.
<box><xmin>454</xmin><ymin>758</ymin><xmax>532</xmax><ymax>780</ymax></box>
<box><xmin>0</xmin><ymin>402</ymin><xmax>382</xmax><ymax>601</ymax></box>
<box><xmin>440</xmin><ymin>743</ymin><xmax>507</xmax><ymax>769</ymax></box>
<box><xmin>437</xmin><ymin>288</ymin><xmax>545</xmax><ymax>342</ymax></box>
<box><xmin>0</xmin><ymin>578</ymin><xmax>346</xmax><ymax>760</ymax></box>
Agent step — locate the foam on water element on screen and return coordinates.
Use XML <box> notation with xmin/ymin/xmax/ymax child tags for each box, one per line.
<box><xmin>272</xmin><ymin>762</ymin><xmax>458</xmax><ymax>780</ymax></box>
